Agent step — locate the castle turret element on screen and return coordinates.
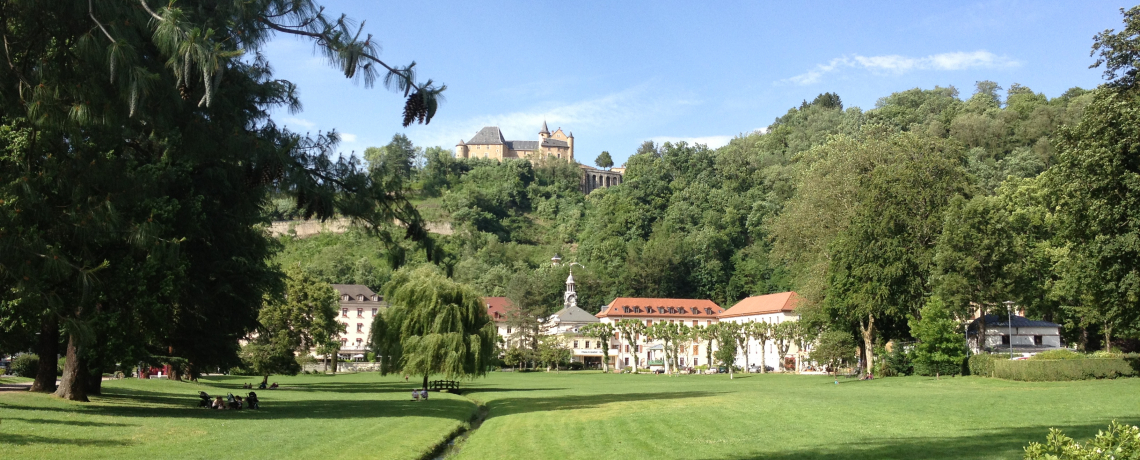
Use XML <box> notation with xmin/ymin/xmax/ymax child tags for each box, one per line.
<box><xmin>455</xmin><ymin>139</ymin><xmax>469</xmax><ymax>159</ymax></box>
<box><xmin>539</xmin><ymin>120</ymin><xmax>550</xmax><ymax>139</ymax></box>
<box><xmin>568</xmin><ymin>131</ymin><xmax>574</xmax><ymax>161</ymax></box>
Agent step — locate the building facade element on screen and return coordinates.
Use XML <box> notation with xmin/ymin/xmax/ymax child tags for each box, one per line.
<box><xmin>719</xmin><ymin>292</ymin><xmax>803</xmax><ymax>372</ymax></box>
<box><xmin>456</xmin><ymin>122</ymin><xmax>574</xmax><ymax>161</ymax></box>
<box><xmin>580</xmin><ymin>165</ymin><xmax>623</xmax><ymax>194</ymax></box>
<box><xmin>968</xmin><ymin>314</ymin><xmax>1063</xmax><ymax>354</ymax></box>
<box><xmin>544</xmin><ymin>271</ymin><xmax>607</xmax><ymax>366</ymax></box>
<box><xmin>597</xmin><ymin>297</ymin><xmax>724</xmax><ymax>371</ymax></box>
<box><xmin>331</xmin><ymin>284</ymin><xmax>388</xmax><ymax>360</ymax></box>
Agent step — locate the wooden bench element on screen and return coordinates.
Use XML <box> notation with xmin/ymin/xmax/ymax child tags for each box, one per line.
<box><xmin>428</xmin><ymin>380</ymin><xmax>460</xmax><ymax>392</ymax></box>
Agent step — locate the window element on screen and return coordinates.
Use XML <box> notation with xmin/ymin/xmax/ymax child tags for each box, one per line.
<box><xmin>340</xmin><ymin>338</ymin><xmax>347</xmax><ymax>345</ymax></box>
<box><xmin>624</xmin><ymin>357</ymin><xmax>629</xmax><ymax>366</ymax></box>
<box><xmin>694</xmin><ymin>358</ymin><xmax>698</xmax><ymax>366</ymax></box>
<box><xmin>574</xmin><ymin>340</ymin><xmax>579</xmax><ymax>348</ymax></box>
<box><xmin>357</xmin><ymin>323</ymin><xmax>363</xmax><ymax>333</ymax></box>
<box><xmin>646</xmin><ymin>320</ymin><xmax>652</xmax><ymax>326</ymax></box>
<box><xmin>341</xmin><ymin>308</ymin><xmax>348</xmax><ymax>317</ymax></box>
<box><xmin>355</xmin><ymin>338</ymin><xmax>363</xmax><ymax>344</ymax></box>
<box><xmin>357</xmin><ymin>308</ymin><xmax>363</xmax><ymax>318</ymax></box>
<box><xmin>1001</xmin><ymin>335</ymin><xmax>1011</xmax><ymax>345</ymax></box>
<box><xmin>371</xmin><ymin>308</ymin><xmax>378</xmax><ymax>316</ymax></box>
<box><xmin>670</xmin><ymin>320</ymin><xmax>675</xmax><ymax>325</ymax></box>
<box><xmin>693</xmin><ymin>320</ymin><xmax>698</xmax><ymax>327</ymax></box>
<box><xmin>637</xmin><ymin>345</ymin><xmax>642</xmax><ymax>353</ymax></box>
<box><xmin>507</xmin><ymin>327</ymin><xmax>512</xmax><ymax>334</ymax></box>
<box><xmin>706</xmin><ymin>320</ymin><xmax>711</xmax><ymax>326</ymax></box>
<box><xmin>1034</xmin><ymin>335</ymin><xmax>1043</xmax><ymax>346</ymax></box>
<box><xmin>585</xmin><ymin>341</ymin><xmax>591</xmax><ymax>349</ymax></box>
<box><xmin>693</xmin><ymin>345</ymin><xmax>699</xmax><ymax>355</ymax></box>
<box><xmin>625</xmin><ymin>345</ymin><xmax>630</xmax><ymax>353</ymax></box>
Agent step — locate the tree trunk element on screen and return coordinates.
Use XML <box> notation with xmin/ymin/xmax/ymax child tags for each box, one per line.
<box><xmin>602</xmin><ymin>350</ymin><xmax>609</xmax><ymax>373</ymax></box>
<box><xmin>1104</xmin><ymin>322</ymin><xmax>1113</xmax><ymax>353</ymax></box>
<box><xmin>706</xmin><ymin>339</ymin><xmax>714</xmax><ymax>374</ymax></box>
<box><xmin>30</xmin><ymin>315</ymin><xmax>59</xmax><ymax>393</ymax></box>
<box><xmin>261</xmin><ymin>374</ymin><xmax>269</xmax><ymax>386</ymax></box>
<box><xmin>758</xmin><ymin>339</ymin><xmax>766</xmax><ymax>374</ymax></box>
<box><xmin>54</xmin><ymin>334</ymin><xmax>89</xmax><ymax>402</ymax></box>
<box><xmin>331</xmin><ymin>354</ymin><xmax>339</xmax><ymax>374</ymax></box>
<box><xmin>728</xmin><ymin>363</ymin><xmax>734</xmax><ymax>379</ymax></box>
<box><xmin>977</xmin><ymin>305</ymin><xmax>987</xmax><ymax>354</ymax></box>
<box><xmin>859</xmin><ymin>314</ymin><xmax>875</xmax><ymax>377</ymax></box>
<box><xmin>422</xmin><ymin>374</ymin><xmax>428</xmax><ymax>390</ymax></box>
<box><xmin>85</xmin><ymin>367</ymin><xmax>103</xmax><ymax>395</ymax></box>
<box><xmin>742</xmin><ymin>340</ymin><xmax>750</xmax><ymax>372</ymax></box>
<box><xmin>323</xmin><ymin>354</ymin><xmax>329</xmax><ymax>373</ymax></box>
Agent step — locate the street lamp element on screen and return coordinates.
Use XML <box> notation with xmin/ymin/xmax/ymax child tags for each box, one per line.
<box><xmin>1003</xmin><ymin>300</ymin><xmax>1016</xmax><ymax>359</ymax></box>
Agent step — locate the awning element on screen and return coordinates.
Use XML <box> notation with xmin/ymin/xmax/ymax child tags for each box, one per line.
<box><xmin>353</xmin><ymin>354</ymin><xmax>365</xmax><ymax>358</ymax></box>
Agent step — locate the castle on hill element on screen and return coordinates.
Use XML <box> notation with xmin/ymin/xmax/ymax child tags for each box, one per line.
<box><xmin>455</xmin><ymin>121</ymin><xmax>574</xmax><ymax>161</ymax></box>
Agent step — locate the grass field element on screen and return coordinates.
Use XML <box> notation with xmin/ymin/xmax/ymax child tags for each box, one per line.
<box><xmin>1</xmin><ymin>372</ymin><xmax>1138</xmax><ymax>459</ymax></box>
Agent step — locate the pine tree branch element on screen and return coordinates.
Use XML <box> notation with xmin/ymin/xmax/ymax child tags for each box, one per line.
<box><xmin>138</xmin><ymin>0</ymin><xmax>164</xmax><ymax>21</ymax></box>
<box><xmin>89</xmin><ymin>0</ymin><xmax>116</xmax><ymax>43</ymax></box>
<box><xmin>256</xmin><ymin>17</ymin><xmax>414</xmax><ymax>93</ymax></box>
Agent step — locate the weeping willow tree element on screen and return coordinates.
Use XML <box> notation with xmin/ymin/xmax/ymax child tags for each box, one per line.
<box><xmin>370</xmin><ymin>266</ymin><xmax>497</xmax><ymax>389</ymax></box>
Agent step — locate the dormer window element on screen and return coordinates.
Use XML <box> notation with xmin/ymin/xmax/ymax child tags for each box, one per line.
<box><xmin>358</xmin><ymin>295</ymin><xmax>365</xmax><ymax>301</ymax></box>
<box><xmin>622</xmin><ymin>306</ymin><xmax>631</xmax><ymax>313</ymax></box>
<box><xmin>371</xmin><ymin>295</ymin><xmax>378</xmax><ymax>301</ymax></box>
<box><xmin>342</xmin><ymin>295</ymin><xmax>350</xmax><ymax>301</ymax></box>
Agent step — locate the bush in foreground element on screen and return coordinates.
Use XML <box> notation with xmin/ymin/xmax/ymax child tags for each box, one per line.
<box><xmin>1024</xmin><ymin>421</ymin><xmax>1140</xmax><ymax>459</ymax></box>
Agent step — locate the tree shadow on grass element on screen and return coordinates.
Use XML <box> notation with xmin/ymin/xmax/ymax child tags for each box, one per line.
<box><xmin>0</xmin><ymin>416</ymin><xmax>135</xmax><ymax>427</ymax></box>
<box><xmin>695</xmin><ymin>420</ymin><xmax>1140</xmax><ymax>460</ymax></box>
<box><xmin>486</xmin><ymin>391</ymin><xmax>721</xmax><ymax>418</ymax></box>
<box><xmin>0</xmin><ymin>432</ymin><xmax>134</xmax><ymax>447</ymax></box>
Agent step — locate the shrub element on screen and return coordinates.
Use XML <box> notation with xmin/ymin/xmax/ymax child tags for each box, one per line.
<box><xmin>909</xmin><ymin>297</ymin><xmax>966</xmax><ymax>377</ymax></box>
<box><xmin>567</xmin><ymin>362</ymin><xmax>584</xmax><ymax>371</ymax></box>
<box><xmin>993</xmin><ymin>357</ymin><xmax>1137</xmax><ymax>381</ymax></box>
<box><xmin>1024</xmin><ymin>421</ymin><xmax>1140</xmax><ymax>459</ymax></box>
<box><xmin>879</xmin><ymin>345</ymin><xmax>913</xmax><ymax>377</ymax></box>
<box><xmin>967</xmin><ymin>354</ymin><xmax>995</xmax><ymax>376</ymax></box>
<box><xmin>12</xmin><ymin>354</ymin><xmax>39</xmax><ymax>378</ymax></box>
<box><xmin>1030</xmin><ymin>349</ymin><xmax>1084</xmax><ymax>360</ymax></box>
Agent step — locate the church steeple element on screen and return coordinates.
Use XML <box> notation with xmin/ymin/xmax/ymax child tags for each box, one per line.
<box><xmin>564</xmin><ymin>268</ymin><xmax>577</xmax><ymax>309</ymax></box>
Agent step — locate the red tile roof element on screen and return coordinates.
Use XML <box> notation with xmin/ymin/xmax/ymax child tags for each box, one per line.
<box><xmin>596</xmin><ymin>297</ymin><xmax>723</xmax><ymax>319</ymax></box>
<box><xmin>719</xmin><ymin>292</ymin><xmax>800</xmax><ymax>319</ymax></box>
<box><xmin>485</xmin><ymin>296</ymin><xmax>513</xmax><ymax>322</ymax></box>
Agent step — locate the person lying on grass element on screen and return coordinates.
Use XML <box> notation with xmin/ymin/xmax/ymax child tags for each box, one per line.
<box><xmin>269</xmin><ymin>382</ymin><xmax>279</xmax><ymax>390</ymax></box>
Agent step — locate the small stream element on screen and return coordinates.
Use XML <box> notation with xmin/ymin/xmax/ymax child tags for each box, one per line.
<box><xmin>426</xmin><ymin>397</ymin><xmax>488</xmax><ymax>460</ymax></box>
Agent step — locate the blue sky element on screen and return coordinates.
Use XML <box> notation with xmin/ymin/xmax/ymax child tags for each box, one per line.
<box><xmin>262</xmin><ymin>1</ymin><xmax>1126</xmax><ymax>166</ymax></box>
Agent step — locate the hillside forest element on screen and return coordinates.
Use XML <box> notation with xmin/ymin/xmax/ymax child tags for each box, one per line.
<box><xmin>277</xmin><ymin>73</ymin><xmax>1131</xmax><ymax>355</ymax></box>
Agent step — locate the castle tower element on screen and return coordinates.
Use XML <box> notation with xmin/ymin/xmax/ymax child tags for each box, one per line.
<box><xmin>567</xmin><ymin>131</ymin><xmax>574</xmax><ymax>161</ymax></box>
<box><xmin>539</xmin><ymin>120</ymin><xmax>550</xmax><ymax>139</ymax></box>
<box><xmin>455</xmin><ymin>139</ymin><xmax>469</xmax><ymax>159</ymax></box>
<box><xmin>564</xmin><ymin>269</ymin><xmax>577</xmax><ymax>309</ymax></box>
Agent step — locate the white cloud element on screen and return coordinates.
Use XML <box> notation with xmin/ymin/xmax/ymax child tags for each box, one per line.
<box><xmin>648</xmin><ymin>135</ymin><xmax>734</xmax><ymax>149</ymax></box>
<box><xmin>282</xmin><ymin>117</ymin><xmax>316</xmax><ymax>129</ymax></box>
<box><xmin>405</xmin><ymin>82</ymin><xmax>699</xmax><ymax>149</ymax></box>
<box><xmin>784</xmin><ymin>50</ymin><xmax>1020</xmax><ymax>85</ymax></box>
<box><xmin>339</xmin><ymin>133</ymin><xmax>357</xmax><ymax>143</ymax></box>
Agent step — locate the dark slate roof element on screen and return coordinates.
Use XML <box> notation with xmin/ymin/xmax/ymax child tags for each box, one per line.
<box><xmin>551</xmin><ymin>305</ymin><xmax>600</xmax><ymax>324</ymax></box>
<box><xmin>331</xmin><ymin>284</ymin><xmax>387</xmax><ymax>305</ymax></box>
<box><xmin>542</xmin><ymin>138</ymin><xmax>569</xmax><ymax>148</ymax></box>
<box><xmin>540</xmin><ymin>121</ymin><xmax>550</xmax><ymax>134</ymax></box>
<box><xmin>968</xmin><ymin>314</ymin><xmax>1060</xmax><ymax>331</ymax></box>
<box><xmin>467</xmin><ymin>127</ymin><xmax>506</xmax><ymax>145</ymax></box>
<box><xmin>507</xmin><ymin>140</ymin><xmax>539</xmax><ymax>151</ymax></box>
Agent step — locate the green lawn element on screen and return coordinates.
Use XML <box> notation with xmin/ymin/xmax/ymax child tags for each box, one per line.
<box><xmin>1</xmin><ymin>372</ymin><xmax>1137</xmax><ymax>460</ymax></box>
<box><xmin>0</xmin><ymin>373</ymin><xmax>474</xmax><ymax>459</ymax></box>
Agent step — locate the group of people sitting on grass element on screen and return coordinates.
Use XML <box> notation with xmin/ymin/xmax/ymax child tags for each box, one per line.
<box><xmin>412</xmin><ymin>388</ymin><xmax>430</xmax><ymax>402</ymax></box>
<box><xmin>241</xmin><ymin>382</ymin><xmax>278</xmax><ymax>390</ymax></box>
<box><xmin>199</xmin><ymin>391</ymin><xmax>259</xmax><ymax>410</ymax></box>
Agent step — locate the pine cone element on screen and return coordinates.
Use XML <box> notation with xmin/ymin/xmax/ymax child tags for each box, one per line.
<box><xmin>402</xmin><ymin>91</ymin><xmax>427</xmax><ymax>127</ymax></box>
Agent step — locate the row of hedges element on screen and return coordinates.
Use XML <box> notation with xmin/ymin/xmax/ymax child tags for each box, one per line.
<box><xmin>969</xmin><ymin>353</ymin><xmax>1140</xmax><ymax>381</ymax></box>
